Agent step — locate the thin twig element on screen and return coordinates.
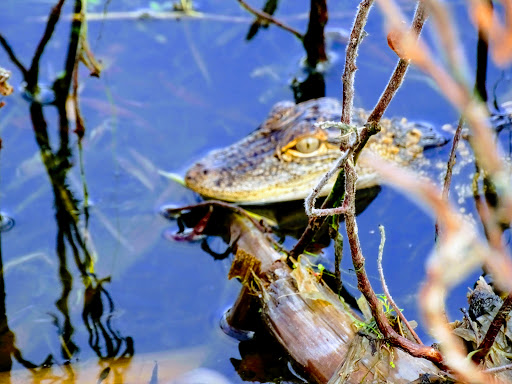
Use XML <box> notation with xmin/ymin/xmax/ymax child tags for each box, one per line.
<box><xmin>442</xmin><ymin>117</ymin><xmax>464</xmax><ymax>200</ymax></box>
<box><xmin>485</xmin><ymin>363</ymin><xmax>512</xmax><ymax>374</ymax></box>
<box><xmin>305</xmin><ymin>141</ymin><xmax>354</xmax><ymax>217</ymax></box>
<box><xmin>435</xmin><ymin>116</ymin><xmax>464</xmax><ymax>237</ymax></box>
<box><xmin>355</xmin><ymin>2</ymin><xmax>428</xmax><ymax>168</ymax></box>
<box><xmin>472</xmin><ymin>291</ymin><xmax>512</xmax><ymax>363</ymax></box>
<box><xmin>304</xmin><ymin>132</ymin><xmax>357</xmax><ymax>217</ymax></box>
<box><xmin>333</xmin><ymin>230</ymin><xmax>343</xmax><ymax>294</ymax></box>
<box><xmin>344</xmin><ymin>155</ymin><xmax>445</xmax><ymax>366</ymax></box>
<box><xmin>377</xmin><ymin>225</ymin><xmax>422</xmax><ymax>344</ymax></box>
<box><xmin>460</xmin><ymin>307</ymin><xmax>480</xmax><ymax>346</ymax></box>
<box><xmin>341</xmin><ymin>0</ymin><xmax>374</xmax><ymax>124</ymax></box>
<box><xmin>366</xmin><ymin>1</ymin><xmax>427</xmax><ymax>124</ymax></box>
<box><xmin>237</xmin><ymin>0</ymin><xmax>304</xmax><ymax>40</ymax></box>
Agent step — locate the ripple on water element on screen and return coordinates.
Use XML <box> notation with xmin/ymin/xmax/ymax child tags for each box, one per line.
<box><xmin>0</xmin><ymin>212</ymin><xmax>15</xmax><ymax>232</ymax></box>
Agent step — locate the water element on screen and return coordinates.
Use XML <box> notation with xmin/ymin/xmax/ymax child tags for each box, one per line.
<box><xmin>0</xmin><ymin>0</ymin><xmax>510</xmax><ymax>382</ymax></box>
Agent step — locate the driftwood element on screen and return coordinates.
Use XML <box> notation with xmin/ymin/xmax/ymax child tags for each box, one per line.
<box><xmin>164</xmin><ymin>204</ymin><xmax>441</xmax><ymax>383</ymax></box>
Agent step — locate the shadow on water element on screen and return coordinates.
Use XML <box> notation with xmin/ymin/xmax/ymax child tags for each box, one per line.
<box><xmin>0</xmin><ymin>0</ymin><xmax>133</xmax><ymax>381</ymax></box>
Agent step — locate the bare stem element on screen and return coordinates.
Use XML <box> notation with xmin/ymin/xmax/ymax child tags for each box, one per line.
<box><xmin>366</xmin><ymin>0</ymin><xmax>428</xmax><ymax>124</ymax></box>
<box><xmin>485</xmin><ymin>363</ymin><xmax>512</xmax><ymax>374</ymax></box>
<box><xmin>304</xmin><ymin>154</ymin><xmax>349</xmax><ymax>217</ymax></box>
<box><xmin>377</xmin><ymin>225</ymin><xmax>422</xmax><ymax>344</ymax></box>
<box><xmin>357</xmin><ymin>0</ymin><xmax>428</xmax><ymax>162</ymax></box>
<box><xmin>292</xmin><ymin>0</ymin><xmax>428</xmax><ymax>256</ymax></box>
<box><xmin>472</xmin><ymin>293</ymin><xmax>512</xmax><ymax>363</ymax></box>
<box><xmin>341</xmin><ymin>0</ymin><xmax>374</xmax><ymax>124</ymax></box>
<box><xmin>435</xmin><ymin>117</ymin><xmax>464</xmax><ymax>237</ymax></box>
<box><xmin>442</xmin><ymin>117</ymin><xmax>464</xmax><ymax>200</ymax></box>
<box><xmin>344</xmin><ymin>156</ymin><xmax>444</xmax><ymax>366</ymax></box>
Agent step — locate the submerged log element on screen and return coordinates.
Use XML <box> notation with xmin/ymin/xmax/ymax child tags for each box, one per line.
<box><xmin>167</xmin><ymin>204</ymin><xmax>441</xmax><ymax>383</ymax></box>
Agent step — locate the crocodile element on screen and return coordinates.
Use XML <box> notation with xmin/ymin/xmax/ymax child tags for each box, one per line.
<box><xmin>185</xmin><ymin>97</ymin><xmax>447</xmax><ymax>204</ymax></box>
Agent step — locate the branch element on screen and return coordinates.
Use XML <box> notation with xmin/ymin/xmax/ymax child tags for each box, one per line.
<box><xmin>435</xmin><ymin>116</ymin><xmax>464</xmax><ymax>237</ymax></box>
<box><xmin>472</xmin><ymin>293</ymin><xmax>512</xmax><ymax>363</ymax></box>
<box><xmin>366</xmin><ymin>152</ymin><xmax>509</xmax><ymax>382</ymax></box>
<box><xmin>305</xmin><ymin>154</ymin><xmax>350</xmax><ymax>217</ymax></box>
<box><xmin>292</xmin><ymin>0</ymin><xmax>428</xmax><ymax>257</ymax></box>
<box><xmin>290</xmin><ymin>0</ymin><xmax>375</xmax><ymax>257</ymax></box>
<box><xmin>344</xmin><ymin>156</ymin><xmax>444</xmax><ymax>367</ymax></box>
<box><xmin>236</xmin><ymin>0</ymin><xmax>303</xmax><ymax>40</ymax></box>
<box><xmin>377</xmin><ymin>225</ymin><xmax>422</xmax><ymax>344</ymax></box>
<box><xmin>341</xmin><ymin>0</ymin><xmax>374</xmax><ymax>124</ymax></box>
<box><xmin>366</xmin><ymin>0</ymin><xmax>428</xmax><ymax>124</ymax></box>
<box><xmin>353</xmin><ymin>2</ymin><xmax>428</xmax><ymax>159</ymax></box>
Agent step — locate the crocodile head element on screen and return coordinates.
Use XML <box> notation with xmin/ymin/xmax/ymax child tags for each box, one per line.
<box><xmin>185</xmin><ymin>97</ymin><xmax>447</xmax><ymax>204</ymax></box>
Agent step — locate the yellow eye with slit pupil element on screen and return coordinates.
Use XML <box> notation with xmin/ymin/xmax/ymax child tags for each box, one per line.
<box><xmin>295</xmin><ymin>137</ymin><xmax>320</xmax><ymax>153</ymax></box>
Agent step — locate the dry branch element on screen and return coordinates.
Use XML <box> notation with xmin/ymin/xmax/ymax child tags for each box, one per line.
<box><xmin>377</xmin><ymin>225</ymin><xmax>422</xmax><ymax>344</ymax></box>
<box><xmin>472</xmin><ymin>293</ymin><xmax>512</xmax><ymax>363</ymax></box>
<box><xmin>341</xmin><ymin>0</ymin><xmax>374</xmax><ymax>124</ymax></box>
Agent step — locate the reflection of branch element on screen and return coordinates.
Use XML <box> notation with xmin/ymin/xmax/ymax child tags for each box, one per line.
<box><xmin>163</xmin><ymin>200</ymin><xmax>274</xmax><ymax>236</ymax></box>
<box><xmin>54</xmin><ymin>0</ymin><xmax>84</xmax><ymax>116</ymax></box>
<box><xmin>303</xmin><ymin>0</ymin><xmax>328</xmax><ymax>67</ymax></box>
<box><xmin>474</xmin><ymin>0</ymin><xmax>491</xmax><ymax>103</ymax></box>
<box><xmin>237</xmin><ymin>0</ymin><xmax>303</xmax><ymax>40</ymax></box>
<box><xmin>26</xmin><ymin>0</ymin><xmax>66</xmax><ymax>93</ymax></box>
<box><xmin>83</xmin><ymin>278</ymin><xmax>134</xmax><ymax>359</ymax></box>
<box><xmin>0</xmin><ymin>35</ymin><xmax>28</xmax><ymax>78</ymax></box>
<box><xmin>0</xmin><ymin>233</ymin><xmax>43</xmax><ymax>371</ymax></box>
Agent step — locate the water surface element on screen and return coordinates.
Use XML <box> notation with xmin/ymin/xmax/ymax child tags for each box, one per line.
<box><xmin>0</xmin><ymin>1</ymin><xmax>510</xmax><ymax>382</ymax></box>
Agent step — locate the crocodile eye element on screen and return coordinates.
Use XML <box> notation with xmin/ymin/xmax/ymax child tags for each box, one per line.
<box><xmin>295</xmin><ymin>137</ymin><xmax>320</xmax><ymax>153</ymax></box>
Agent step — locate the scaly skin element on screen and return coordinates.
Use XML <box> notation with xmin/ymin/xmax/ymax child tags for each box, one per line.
<box><xmin>185</xmin><ymin>97</ymin><xmax>447</xmax><ymax>203</ymax></box>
